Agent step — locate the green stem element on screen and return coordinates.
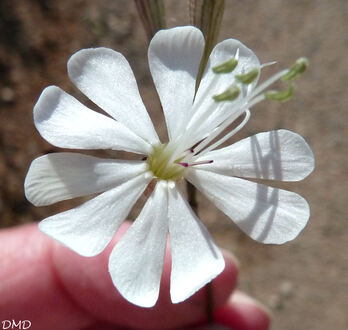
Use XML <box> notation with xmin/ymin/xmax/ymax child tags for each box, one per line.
<box><xmin>187</xmin><ymin>180</ymin><xmax>214</xmax><ymax>324</ymax></box>
<box><xmin>194</xmin><ymin>0</ymin><xmax>225</xmax><ymax>93</ymax></box>
<box><xmin>134</xmin><ymin>0</ymin><xmax>166</xmax><ymax>43</ymax></box>
<box><xmin>206</xmin><ymin>281</ymin><xmax>214</xmax><ymax>323</ymax></box>
<box><xmin>187</xmin><ymin>181</ymin><xmax>198</xmax><ymax>214</ymax></box>
<box><xmin>190</xmin><ymin>1</ymin><xmax>225</xmax><ymax>323</ymax></box>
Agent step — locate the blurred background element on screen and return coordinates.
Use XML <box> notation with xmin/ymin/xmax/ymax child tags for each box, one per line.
<box><xmin>0</xmin><ymin>0</ymin><xmax>347</xmax><ymax>329</ymax></box>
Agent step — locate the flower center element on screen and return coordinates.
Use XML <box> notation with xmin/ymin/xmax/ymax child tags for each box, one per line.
<box><xmin>147</xmin><ymin>144</ymin><xmax>186</xmax><ymax>181</ymax></box>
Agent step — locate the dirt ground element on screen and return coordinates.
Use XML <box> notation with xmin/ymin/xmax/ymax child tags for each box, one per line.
<box><xmin>0</xmin><ymin>1</ymin><xmax>347</xmax><ymax>329</ymax></box>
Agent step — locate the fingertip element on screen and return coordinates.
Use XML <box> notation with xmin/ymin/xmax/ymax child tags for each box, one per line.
<box><xmin>52</xmin><ymin>227</ymin><xmax>241</xmax><ymax>329</ymax></box>
<box><xmin>232</xmin><ymin>291</ymin><xmax>271</xmax><ymax>320</ymax></box>
<box><xmin>211</xmin><ymin>250</ymin><xmax>239</xmax><ymax>308</ymax></box>
<box><xmin>214</xmin><ymin>291</ymin><xmax>271</xmax><ymax>330</ymax></box>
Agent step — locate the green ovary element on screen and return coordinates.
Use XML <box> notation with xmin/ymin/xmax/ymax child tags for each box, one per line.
<box><xmin>147</xmin><ymin>144</ymin><xmax>186</xmax><ymax>181</ymax></box>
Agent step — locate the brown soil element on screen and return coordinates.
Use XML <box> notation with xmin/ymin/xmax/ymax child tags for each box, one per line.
<box><xmin>1</xmin><ymin>1</ymin><xmax>347</xmax><ymax>329</ymax></box>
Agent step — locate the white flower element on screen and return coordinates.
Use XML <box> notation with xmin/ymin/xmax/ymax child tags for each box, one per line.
<box><xmin>24</xmin><ymin>26</ymin><xmax>314</xmax><ymax>308</ymax></box>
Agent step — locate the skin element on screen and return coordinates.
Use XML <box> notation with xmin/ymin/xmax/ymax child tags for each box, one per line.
<box><xmin>0</xmin><ymin>222</ymin><xmax>270</xmax><ymax>330</ymax></box>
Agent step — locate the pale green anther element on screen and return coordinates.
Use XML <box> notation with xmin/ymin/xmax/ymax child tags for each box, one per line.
<box><xmin>212</xmin><ymin>58</ymin><xmax>238</xmax><ymax>74</ymax></box>
<box><xmin>213</xmin><ymin>85</ymin><xmax>240</xmax><ymax>102</ymax></box>
<box><xmin>235</xmin><ymin>68</ymin><xmax>259</xmax><ymax>84</ymax></box>
<box><xmin>282</xmin><ymin>57</ymin><xmax>309</xmax><ymax>81</ymax></box>
<box><xmin>264</xmin><ymin>85</ymin><xmax>294</xmax><ymax>102</ymax></box>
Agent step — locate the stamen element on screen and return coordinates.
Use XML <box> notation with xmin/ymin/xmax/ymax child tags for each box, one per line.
<box><xmin>185</xmin><ymin>49</ymin><xmax>242</xmax><ymax>141</ymax></box>
<box><xmin>261</xmin><ymin>61</ymin><xmax>277</xmax><ymax>68</ymax></box>
<box><xmin>197</xmin><ymin>109</ymin><xmax>251</xmax><ymax>157</ymax></box>
<box><xmin>249</xmin><ymin>69</ymin><xmax>288</xmax><ymax>99</ymax></box>
<box><xmin>282</xmin><ymin>57</ymin><xmax>308</xmax><ymax>81</ymax></box>
<box><xmin>192</xmin><ymin>160</ymin><xmax>214</xmax><ymax>166</ymax></box>
<box><xmin>187</xmin><ymin>49</ymin><xmax>241</xmax><ymax>128</ymax></box>
<box><xmin>247</xmin><ymin>94</ymin><xmax>265</xmax><ymax>108</ymax></box>
<box><xmin>213</xmin><ymin>84</ymin><xmax>240</xmax><ymax>102</ymax></box>
<box><xmin>174</xmin><ymin>54</ymin><xmax>308</xmax><ymax>168</ymax></box>
<box><xmin>264</xmin><ymin>85</ymin><xmax>294</xmax><ymax>102</ymax></box>
<box><xmin>178</xmin><ymin>162</ymin><xmax>189</xmax><ymax>167</ymax></box>
<box><xmin>235</xmin><ymin>68</ymin><xmax>259</xmax><ymax>84</ymax></box>
<box><xmin>178</xmin><ymin>160</ymin><xmax>213</xmax><ymax>167</ymax></box>
<box><xmin>212</xmin><ymin>58</ymin><xmax>238</xmax><ymax>74</ymax></box>
<box><xmin>193</xmin><ymin>106</ymin><xmax>246</xmax><ymax>155</ymax></box>
<box><xmin>187</xmin><ymin>97</ymin><xmax>234</xmax><ymax>147</ymax></box>
<box><xmin>235</xmin><ymin>48</ymin><xmax>240</xmax><ymax>61</ymax></box>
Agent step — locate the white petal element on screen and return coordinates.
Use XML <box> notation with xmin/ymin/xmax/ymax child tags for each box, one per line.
<box><xmin>68</xmin><ymin>48</ymin><xmax>159</xmax><ymax>144</ymax></box>
<box><xmin>196</xmin><ymin>130</ymin><xmax>315</xmax><ymax>181</ymax></box>
<box><xmin>186</xmin><ymin>170</ymin><xmax>310</xmax><ymax>244</ymax></box>
<box><xmin>39</xmin><ymin>173</ymin><xmax>151</xmax><ymax>257</ymax></box>
<box><xmin>168</xmin><ymin>186</ymin><xmax>225</xmax><ymax>303</ymax></box>
<box><xmin>109</xmin><ymin>181</ymin><xmax>168</xmax><ymax>307</ymax></box>
<box><xmin>148</xmin><ymin>26</ymin><xmax>205</xmax><ymax>140</ymax></box>
<box><xmin>25</xmin><ymin>152</ymin><xmax>147</xmax><ymax>206</ymax></box>
<box><xmin>188</xmin><ymin>39</ymin><xmax>260</xmax><ymax>138</ymax></box>
<box><xmin>34</xmin><ymin>86</ymin><xmax>151</xmax><ymax>154</ymax></box>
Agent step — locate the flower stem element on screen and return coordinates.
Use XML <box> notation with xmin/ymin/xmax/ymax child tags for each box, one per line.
<box><xmin>187</xmin><ymin>180</ymin><xmax>214</xmax><ymax>324</ymax></box>
<box><xmin>189</xmin><ymin>1</ymin><xmax>225</xmax><ymax>323</ymax></box>
<box><xmin>134</xmin><ymin>0</ymin><xmax>166</xmax><ymax>43</ymax></box>
<box><xmin>193</xmin><ymin>0</ymin><xmax>225</xmax><ymax>93</ymax></box>
<box><xmin>187</xmin><ymin>181</ymin><xmax>198</xmax><ymax>214</ymax></box>
<box><xmin>206</xmin><ymin>281</ymin><xmax>214</xmax><ymax>323</ymax></box>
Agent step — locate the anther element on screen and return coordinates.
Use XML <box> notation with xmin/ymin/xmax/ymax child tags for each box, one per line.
<box><xmin>235</xmin><ymin>68</ymin><xmax>259</xmax><ymax>84</ymax></box>
<box><xmin>213</xmin><ymin>85</ymin><xmax>240</xmax><ymax>102</ymax></box>
<box><xmin>264</xmin><ymin>85</ymin><xmax>294</xmax><ymax>102</ymax></box>
<box><xmin>213</xmin><ymin>58</ymin><xmax>238</xmax><ymax>74</ymax></box>
<box><xmin>282</xmin><ymin>57</ymin><xmax>308</xmax><ymax>81</ymax></box>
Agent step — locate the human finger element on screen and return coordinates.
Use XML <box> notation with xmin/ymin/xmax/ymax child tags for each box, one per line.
<box><xmin>52</xmin><ymin>222</ymin><xmax>239</xmax><ymax>329</ymax></box>
<box><xmin>214</xmin><ymin>290</ymin><xmax>271</xmax><ymax>330</ymax></box>
<box><xmin>0</xmin><ymin>222</ymin><xmax>239</xmax><ymax>330</ymax></box>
